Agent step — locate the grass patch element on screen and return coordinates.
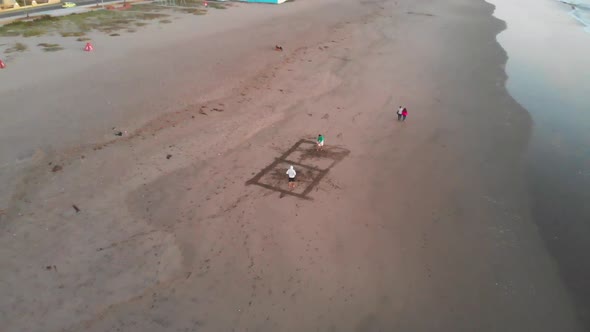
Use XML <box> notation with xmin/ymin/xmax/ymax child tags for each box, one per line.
<box><xmin>14</xmin><ymin>42</ymin><xmax>27</xmax><ymax>51</ymax></box>
<box><xmin>138</xmin><ymin>0</ymin><xmax>218</xmax><ymax>14</ymax></box>
<box><xmin>109</xmin><ymin>33</ymin><xmax>120</xmax><ymax>36</ymax></box>
<box><xmin>0</xmin><ymin>10</ymin><xmax>172</xmax><ymax>38</ymax></box>
<box><xmin>5</xmin><ymin>42</ymin><xmax>28</xmax><ymax>53</ymax></box>
<box><xmin>208</xmin><ymin>2</ymin><xmax>226</xmax><ymax>9</ymax></box>
<box><xmin>159</xmin><ymin>19</ymin><xmax>172</xmax><ymax>23</ymax></box>
<box><xmin>23</xmin><ymin>28</ymin><xmax>46</xmax><ymax>37</ymax></box>
<box><xmin>127</xmin><ymin>3</ymin><xmax>163</xmax><ymax>11</ymax></box>
<box><xmin>37</xmin><ymin>42</ymin><xmax>59</xmax><ymax>47</ymax></box>
<box><xmin>178</xmin><ymin>8</ymin><xmax>206</xmax><ymax>15</ymax></box>
<box><xmin>43</xmin><ymin>46</ymin><xmax>64</xmax><ymax>52</ymax></box>
<box><xmin>183</xmin><ymin>0</ymin><xmax>204</xmax><ymax>4</ymax></box>
<box><xmin>76</xmin><ymin>37</ymin><xmax>92</xmax><ymax>41</ymax></box>
<box><xmin>111</xmin><ymin>18</ymin><xmax>134</xmax><ymax>25</ymax></box>
<box><xmin>150</xmin><ymin>0</ymin><xmax>203</xmax><ymax>8</ymax></box>
<box><xmin>0</xmin><ymin>15</ymin><xmax>60</xmax><ymax>37</ymax></box>
<box><xmin>38</xmin><ymin>43</ymin><xmax>63</xmax><ymax>52</ymax></box>
<box><xmin>135</xmin><ymin>13</ymin><xmax>168</xmax><ymax>20</ymax></box>
<box><xmin>60</xmin><ymin>31</ymin><xmax>86</xmax><ymax>37</ymax></box>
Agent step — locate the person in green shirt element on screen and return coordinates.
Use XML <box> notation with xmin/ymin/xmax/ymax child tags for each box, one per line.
<box><xmin>316</xmin><ymin>134</ymin><xmax>325</xmax><ymax>151</ymax></box>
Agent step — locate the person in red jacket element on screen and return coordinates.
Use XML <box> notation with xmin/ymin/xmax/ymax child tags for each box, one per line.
<box><xmin>401</xmin><ymin>107</ymin><xmax>408</xmax><ymax>121</ymax></box>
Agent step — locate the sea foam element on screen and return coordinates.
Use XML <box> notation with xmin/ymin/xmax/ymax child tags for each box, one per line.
<box><xmin>558</xmin><ymin>0</ymin><xmax>590</xmax><ymax>32</ymax></box>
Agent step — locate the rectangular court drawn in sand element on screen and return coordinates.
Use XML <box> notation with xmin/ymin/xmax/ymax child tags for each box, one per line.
<box><xmin>246</xmin><ymin>139</ymin><xmax>350</xmax><ymax>199</ymax></box>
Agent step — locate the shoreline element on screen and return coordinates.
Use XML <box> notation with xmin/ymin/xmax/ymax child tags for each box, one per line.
<box><xmin>488</xmin><ymin>0</ymin><xmax>590</xmax><ymax>327</ymax></box>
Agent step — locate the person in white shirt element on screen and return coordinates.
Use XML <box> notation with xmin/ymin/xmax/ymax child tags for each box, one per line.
<box><xmin>286</xmin><ymin>165</ymin><xmax>296</xmax><ymax>189</ymax></box>
<box><xmin>397</xmin><ymin>106</ymin><xmax>404</xmax><ymax>121</ymax></box>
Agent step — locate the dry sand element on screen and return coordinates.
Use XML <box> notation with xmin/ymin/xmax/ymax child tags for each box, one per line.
<box><xmin>0</xmin><ymin>0</ymin><xmax>585</xmax><ymax>331</ymax></box>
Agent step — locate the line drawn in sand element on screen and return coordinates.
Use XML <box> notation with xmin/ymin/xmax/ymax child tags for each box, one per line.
<box><xmin>246</xmin><ymin>139</ymin><xmax>350</xmax><ymax>200</ymax></box>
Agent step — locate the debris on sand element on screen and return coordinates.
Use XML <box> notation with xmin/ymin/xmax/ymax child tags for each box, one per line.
<box><xmin>72</xmin><ymin>204</ymin><xmax>80</xmax><ymax>213</ymax></box>
<box><xmin>114</xmin><ymin>131</ymin><xmax>123</xmax><ymax>136</ymax></box>
<box><xmin>166</xmin><ymin>154</ymin><xmax>172</xmax><ymax>159</ymax></box>
<box><xmin>51</xmin><ymin>165</ymin><xmax>63</xmax><ymax>172</ymax></box>
<box><xmin>199</xmin><ymin>110</ymin><xmax>208</xmax><ymax>116</ymax></box>
<box><xmin>275</xmin><ymin>45</ymin><xmax>283</xmax><ymax>51</ymax></box>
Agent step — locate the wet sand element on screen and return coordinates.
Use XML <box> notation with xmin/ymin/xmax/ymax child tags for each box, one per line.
<box><xmin>0</xmin><ymin>0</ymin><xmax>584</xmax><ymax>331</ymax></box>
<box><xmin>489</xmin><ymin>0</ymin><xmax>590</xmax><ymax>327</ymax></box>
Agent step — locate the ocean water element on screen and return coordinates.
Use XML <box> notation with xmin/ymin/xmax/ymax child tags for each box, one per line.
<box><xmin>558</xmin><ymin>0</ymin><xmax>590</xmax><ymax>31</ymax></box>
<box><xmin>489</xmin><ymin>0</ymin><xmax>590</xmax><ymax>328</ymax></box>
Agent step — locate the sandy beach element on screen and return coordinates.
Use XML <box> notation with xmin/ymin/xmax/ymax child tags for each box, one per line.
<box><xmin>0</xmin><ymin>0</ymin><xmax>585</xmax><ymax>331</ymax></box>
